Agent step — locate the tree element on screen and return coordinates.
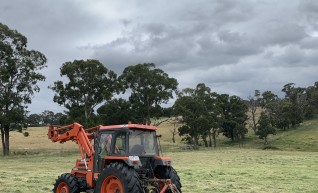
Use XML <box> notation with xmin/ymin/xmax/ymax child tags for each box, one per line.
<box><xmin>97</xmin><ymin>98</ymin><xmax>136</xmax><ymax>125</ymax></box>
<box><xmin>27</xmin><ymin>113</ymin><xmax>42</xmax><ymax>126</ymax></box>
<box><xmin>174</xmin><ymin>93</ymin><xmax>204</xmax><ymax>148</ymax></box>
<box><xmin>174</xmin><ymin>83</ymin><xmax>221</xmax><ymax>148</ymax></box>
<box><xmin>259</xmin><ymin>91</ymin><xmax>278</xmax><ymax>108</ymax></box>
<box><xmin>256</xmin><ymin>112</ymin><xmax>276</xmax><ymax>145</ymax></box>
<box><xmin>266</xmin><ymin>99</ymin><xmax>291</xmax><ymax>130</ymax></box>
<box><xmin>0</xmin><ymin>23</ymin><xmax>47</xmax><ymax>156</ymax></box>
<box><xmin>168</xmin><ymin>116</ymin><xmax>182</xmax><ymax>143</ymax></box>
<box><xmin>248</xmin><ymin>90</ymin><xmax>260</xmax><ymax>134</ymax></box>
<box><xmin>53</xmin><ymin>112</ymin><xmax>68</xmax><ymax>125</ymax></box>
<box><xmin>50</xmin><ymin>59</ymin><xmax>119</xmax><ymax>127</ymax></box>
<box><xmin>304</xmin><ymin>82</ymin><xmax>318</xmax><ymax>119</ymax></box>
<box><xmin>218</xmin><ymin>94</ymin><xmax>248</xmax><ymax>142</ymax></box>
<box><xmin>282</xmin><ymin>83</ymin><xmax>306</xmax><ymax>127</ymax></box>
<box><xmin>42</xmin><ymin>110</ymin><xmax>55</xmax><ymax>125</ymax></box>
<box><xmin>119</xmin><ymin>63</ymin><xmax>178</xmax><ymax>125</ymax></box>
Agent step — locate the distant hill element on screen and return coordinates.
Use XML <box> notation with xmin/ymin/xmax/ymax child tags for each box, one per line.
<box><xmin>5</xmin><ymin>116</ymin><xmax>318</xmax><ymax>156</ymax></box>
<box><xmin>156</xmin><ymin>116</ymin><xmax>318</xmax><ymax>152</ymax></box>
<box><xmin>267</xmin><ymin>117</ymin><xmax>318</xmax><ymax>151</ymax></box>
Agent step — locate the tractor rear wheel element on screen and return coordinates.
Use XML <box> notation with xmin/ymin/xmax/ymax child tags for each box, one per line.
<box><xmin>155</xmin><ymin>166</ymin><xmax>182</xmax><ymax>193</ymax></box>
<box><xmin>95</xmin><ymin>162</ymin><xmax>143</xmax><ymax>193</ymax></box>
<box><xmin>53</xmin><ymin>173</ymin><xmax>79</xmax><ymax>193</ymax></box>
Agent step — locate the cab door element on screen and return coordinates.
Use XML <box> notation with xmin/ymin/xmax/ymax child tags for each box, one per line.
<box><xmin>94</xmin><ymin>131</ymin><xmax>114</xmax><ymax>173</ymax></box>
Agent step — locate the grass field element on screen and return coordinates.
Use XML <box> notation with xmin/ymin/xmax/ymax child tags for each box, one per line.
<box><xmin>1</xmin><ymin>149</ymin><xmax>318</xmax><ymax>193</ymax></box>
<box><xmin>1</xmin><ymin>119</ymin><xmax>318</xmax><ymax>193</ymax></box>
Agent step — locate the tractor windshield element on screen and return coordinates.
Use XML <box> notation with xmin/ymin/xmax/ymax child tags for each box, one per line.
<box><xmin>129</xmin><ymin>130</ymin><xmax>158</xmax><ymax>156</ymax></box>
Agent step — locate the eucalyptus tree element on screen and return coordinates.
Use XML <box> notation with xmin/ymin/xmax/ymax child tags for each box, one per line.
<box><xmin>256</xmin><ymin>112</ymin><xmax>276</xmax><ymax>145</ymax></box>
<box><xmin>27</xmin><ymin>114</ymin><xmax>42</xmax><ymax>126</ymax></box>
<box><xmin>174</xmin><ymin>83</ymin><xmax>220</xmax><ymax>148</ymax></box>
<box><xmin>282</xmin><ymin>83</ymin><xmax>306</xmax><ymax>127</ymax></box>
<box><xmin>119</xmin><ymin>63</ymin><xmax>178</xmax><ymax>125</ymax></box>
<box><xmin>248</xmin><ymin>90</ymin><xmax>261</xmax><ymax>134</ymax></box>
<box><xmin>97</xmin><ymin>98</ymin><xmax>136</xmax><ymax>125</ymax></box>
<box><xmin>218</xmin><ymin>94</ymin><xmax>248</xmax><ymax>142</ymax></box>
<box><xmin>0</xmin><ymin>22</ymin><xmax>47</xmax><ymax>156</ymax></box>
<box><xmin>50</xmin><ymin>59</ymin><xmax>119</xmax><ymax>127</ymax></box>
<box><xmin>305</xmin><ymin>81</ymin><xmax>318</xmax><ymax>118</ymax></box>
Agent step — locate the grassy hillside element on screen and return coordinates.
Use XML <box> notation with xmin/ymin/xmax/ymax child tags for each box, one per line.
<box><xmin>270</xmin><ymin>117</ymin><xmax>318</xmax><ymax>151</ymax></box>
<box><xmin>1</xmin><ymin>120</ymin><xmax>318</xmax><ymax>192</ymax></box>
<box><xmin>2</xmin><ymin>116</ymin><xmax>318</xmax><ymax>155</ymax></box>
<box><xmin>156</xmin><ymin>117</ymin><xmax>318</xmax><ymax>152</ymax></box>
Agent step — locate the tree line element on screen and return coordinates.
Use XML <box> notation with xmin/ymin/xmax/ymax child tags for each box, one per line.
<box><xmin>2</xmin><ymin>22</ymin><xmax>318</xmax><ymax>155</ymax></box>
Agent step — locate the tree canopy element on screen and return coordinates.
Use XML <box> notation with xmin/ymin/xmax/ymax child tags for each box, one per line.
<box><xmin>119</xmin><ymin>63</ymin><xmax>178</xmax><ymax>125</ymax></box>
<box><xmin>0</xmin><ymin>22</ymin><xmax>47</xmax><ymax>156</ymax></box>
<box><xmin>97</xmin><ymin>98</ymin><xmax>136</xmax><ymax>125</ymax></box>
<box><xmin>218</xmin><ymin>94</ymin><xmax>248</xmax><ymax>142</ymax></box>
<box><xmin>50</xmin><ymin>59</ymin><xmax>119</xmax><ymax>127</ymax></box>
<box><xmin>256</xmin><ymin>112</ymin><xmax>276</xmax><ymax>145</ymax></box>
<box><xmin>174</xmin><ymin>83</ymin><xmax>221</xmax><ymax>148</ymax></box>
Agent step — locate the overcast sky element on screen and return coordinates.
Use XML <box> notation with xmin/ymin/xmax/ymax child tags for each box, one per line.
<box><xmin>1</xmin><ymin>0</ymin><xmax>318</xmax><ymax>114</ymax></box>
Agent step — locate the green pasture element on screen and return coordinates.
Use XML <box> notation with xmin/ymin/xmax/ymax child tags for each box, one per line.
<box><xmin>1</xmin><ymin>149</ymin><xmax>318</xmax><ymax>193</ymax></box>
<box><xmin>1</xmin><ymin>118</ymin><xmax>318</xmax><ymax>192</ymax></box>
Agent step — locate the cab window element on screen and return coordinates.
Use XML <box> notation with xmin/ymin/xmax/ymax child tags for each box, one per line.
<box><xmin>99</xmin><ymin>133</ymin><xmax>113</xmax><ymax>156</ymax></box>
<box><xmin>114</xmin><ymin>132</ymin><xmax>126</xmax><ymax>155</ymax></box>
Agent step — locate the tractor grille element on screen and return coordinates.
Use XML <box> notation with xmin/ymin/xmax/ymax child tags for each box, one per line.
<box><xmin>137</xmin><ymin>157</ymin><xmax>156</xmax><ymax>178</ymax></box>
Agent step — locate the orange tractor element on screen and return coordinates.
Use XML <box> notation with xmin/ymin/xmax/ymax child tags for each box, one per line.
<box><xmin>48</xmin><ymin>122</ymin><xmax>182</xmax><ymax>193</ymax></box>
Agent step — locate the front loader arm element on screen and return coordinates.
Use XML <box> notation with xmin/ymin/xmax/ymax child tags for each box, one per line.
<box><xmin>48</xmin><ymin>122</ymin><xmax>95</xmax><ymax>159</ymax></box>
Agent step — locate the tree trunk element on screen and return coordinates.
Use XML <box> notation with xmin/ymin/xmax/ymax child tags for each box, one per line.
<box><xmin>1</xmin><ymin>127</ymin><xmax>5</xmax><ymax>156</ymax></box>
<box><xmin>264</xmin><ymin>136</ymin><xmax>267</xmax><ymax>145</ymax></box>
<box><xmin>193</xmin><ymin>135</ymin><xmax>199</xmax><ymax>150</ymax></box>
<box><xmin>146</xmin><ymin>98</ymin><xmax>151</xmax><ymax>125</ymax></box>
<box><xmin>172</xmin><ymin>135</ymin><xmax>175</xmax><ymax>143</ymax></box>
<box><xmin>4</xmin><ymin>128</ymin><xmax>9</xmax><ymax>156</ymax></box>
<box><xmin>2</xmin><ymin>125</ymin><xmax>10</xmax><ymax>156</ymax></box>
<box><xmin>208</xmin><ymin>130</ymin><xmax>212</xmax><ymax>147</ymax></box>
<box><xmin>252</xmin><ymin>110</ymin><xmax>257</xmax><ymax>134</ymax></box>
<box><xmin>203</xmin><ymin>137</ymin><xmax>208</xmax><ymax>147</ymax></box>
<box><xmin>172</xmin><ymin>128</ymin><xmax>176</xmax><ymax>143</ymax></box>
<box><xmin>212</xmin><ymin>129</ymin><xmax>217</xmax><ymax>148</ymax></box>
<box><xmin>171</xmin><ymin>123</ymin><xmax>176</xmax><ymax>143</ymax></box>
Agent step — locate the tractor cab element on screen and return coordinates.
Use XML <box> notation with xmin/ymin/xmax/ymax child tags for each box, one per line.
<box><xmin>97</xmin><ymin>128</ymin><xmax>159</xmax><ymax>157</ymax></box>
<box><xmin>94</xmin><ymin>124</ymin><xmax>165</xmax><ymax>175</ymax></box>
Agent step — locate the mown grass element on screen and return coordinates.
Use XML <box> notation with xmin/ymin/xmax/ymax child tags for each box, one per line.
<box><xmin>1</xmin><ymin>149</ymin><xmax>318</xmax><ymax>193</ymax></box>
<box><xmin>1</xmin><ymin>118</ymin><xmax>318</xmax><ymax>192</ymax></box>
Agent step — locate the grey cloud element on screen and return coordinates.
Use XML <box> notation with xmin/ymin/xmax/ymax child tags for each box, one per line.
<box><xmin>179</xmin><ymin>0</ymin><xmax>253</xmax><ymax>25</ymax></box>
<box><xmin>262</xmin><ymin>22</ymin><xmax>308</xmax><ymax>45</ymax></box>
<box><xmin>299</xmin><ymin>36</ymin><xmax>318</xmax><ymax>49</ymax></box>
<box><xmin>299</xmin><ymin>0</ymin><xmax>318</xmax><ymax>27</ymax></box>
<box><xmin>1</xmin><ymin>0</ymin><xmax>318</xmax><ymax>113</ymax></box>
<box><xmin>277</xmin><ymin>45</ymin><xmax>305</xmax><ymax>65</ymax></box>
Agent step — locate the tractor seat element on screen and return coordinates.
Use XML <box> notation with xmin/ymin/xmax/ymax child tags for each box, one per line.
<box><xmin>130</xmin><ymin>144</ymin><xmax>145</xmax><ymax>155</ymax></box>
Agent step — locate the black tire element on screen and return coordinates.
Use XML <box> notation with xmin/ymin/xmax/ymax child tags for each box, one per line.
<box><xmin>53</xmin><ymin>173</ymin><xmax>79</xmax><ymax>193</ymax></box>
<box><xmin>95</xmin><ymin>162</ymin><xmax>143</xmax><ymax>193</ymax></box>
<box><xmin>155</xmin><ymin>166</ymin><xmax>182</xmax><ymax>193</ymax></box>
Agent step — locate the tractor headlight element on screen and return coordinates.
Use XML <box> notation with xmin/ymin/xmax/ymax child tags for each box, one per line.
<box><xmin>128</xmin><ymin>156</ymin><xmax>141</xmax><ymax>166</ymax></box>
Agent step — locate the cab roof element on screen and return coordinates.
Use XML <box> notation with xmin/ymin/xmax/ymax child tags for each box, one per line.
<box><xmin>99</xmin><ymin>124</ymin><xmax>157</xmax><ymax>131</ymax></box>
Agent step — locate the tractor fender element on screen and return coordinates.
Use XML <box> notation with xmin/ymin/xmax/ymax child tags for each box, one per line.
<box><xmin>104</xmin><ymin>156</ymin><xmax>142</xmax><ymax>168</ymax></box>
<box><xmin>154</xmin><ymin>156</ymin><xmax>173</xmax><ymax>167</ymax></box>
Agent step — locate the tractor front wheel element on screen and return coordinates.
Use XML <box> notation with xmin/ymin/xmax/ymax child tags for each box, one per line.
<box><xmin>95</xmin><ymin>162</ymin><xmax>142</xmax><ymax>193</ymax></box>
<box><xmin>155</xmin><ymin>166</ymin><xmax>182</xmax><ymax>193</ymax></box>
<box><xmin>53</xmin><ymin>173</ymin><xmax>79</xmax><ymax>193</ymax></box>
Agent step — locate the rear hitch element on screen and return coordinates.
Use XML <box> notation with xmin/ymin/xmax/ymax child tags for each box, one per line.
<box><xmin>159</xmin><ymin>179</ymin><xmax>180</xmax><ymax>193</ymax></box>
